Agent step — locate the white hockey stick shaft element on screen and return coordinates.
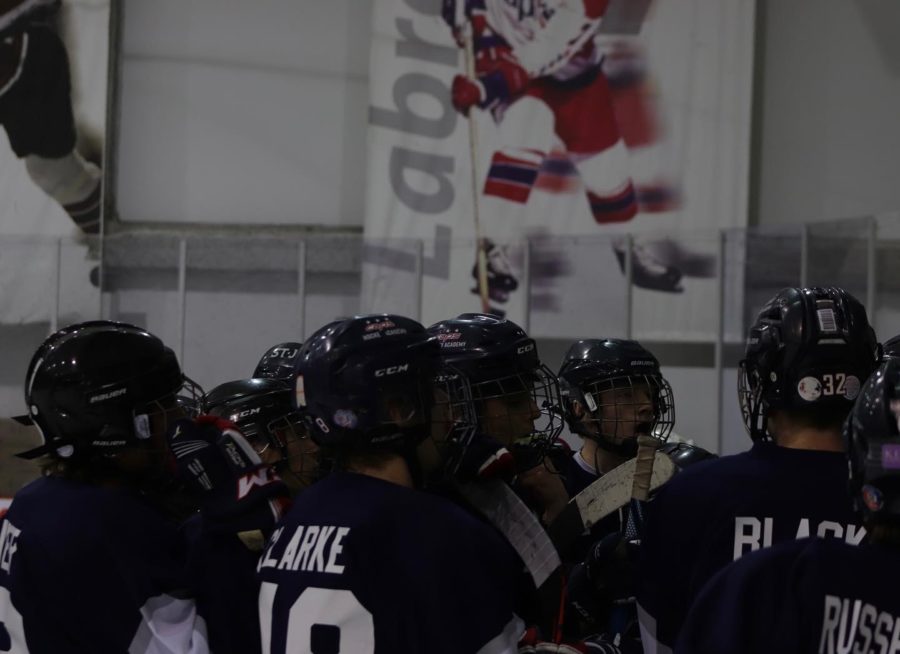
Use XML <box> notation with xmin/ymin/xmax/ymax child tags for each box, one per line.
<box><xmin>462</xmin><ymin>28</ymin><xmax>491</xmax><ymax>313</ymax></box>
<box><xmin>631</xmin><ymin>434</ymin><xmax>659</xmax><ymax>501</ymax></box>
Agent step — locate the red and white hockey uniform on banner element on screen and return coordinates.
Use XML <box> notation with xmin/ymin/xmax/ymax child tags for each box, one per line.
<box><xmin>363</xmin><ymin>0</ymin><xmax>754</xmax><ymax>339</ymax></box>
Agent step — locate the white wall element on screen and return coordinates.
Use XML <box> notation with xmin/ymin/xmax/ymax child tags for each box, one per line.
<box><xmin>116</xmin><ymin>0</ymin><xmax>371</xmax><ymax>226</ymax></box>
<box><xmin>755</xmin><ymin>0</ymin><xmax>900</xmax><ymax>226</ymax></box>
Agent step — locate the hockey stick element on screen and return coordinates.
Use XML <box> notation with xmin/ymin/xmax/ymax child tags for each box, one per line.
<box><xmin>457</xmin><ymin>479</ymin><xmax>561</xmax><ymax>588</ymax></box>
<box><xmin>546</xmin><ymin>449</ymin><xmax>674</xmax><ymax>554</ymax></box>
<box><xmin>631</xmin><ymin>433</ymin><xmax>659</xmax><ymax>501</ymax></box>
<box><xmin>461</xmin><ymin>26</ymin><xmax>491</xmax><ymax>313</ymax></box>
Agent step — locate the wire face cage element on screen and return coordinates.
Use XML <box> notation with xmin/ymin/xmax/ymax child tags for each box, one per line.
<box><xmin>579</xmin><ymin>373</ymin><xmax>675</xmax><ymax>448</ymax></box>
<box><xmin>466</xmin><ymin>363</ymin><xmax>564</xmax><ymax>450</ymax></box>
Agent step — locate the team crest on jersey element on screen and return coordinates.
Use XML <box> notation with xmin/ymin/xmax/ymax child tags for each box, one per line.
<box><xmin>797</xmin><ymin>376</ymin><xmax>822</xmax><ymax>402</ymax></box>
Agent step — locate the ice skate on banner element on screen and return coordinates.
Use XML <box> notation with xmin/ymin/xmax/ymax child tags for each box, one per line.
<box><xmin>470</xmin><ymin>239</ymin><xmax>518</xmax><ymax>314</ymax></box>
<box><xmin>612</xmin><ymin>238</ymin><xmax>683</xmax><ymax>293</ymax></box>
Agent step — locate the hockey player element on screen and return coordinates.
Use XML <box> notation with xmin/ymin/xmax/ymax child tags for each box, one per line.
<box><xmin>558</xmin><ymin>338</ymin><xmax>674</xmax><ymax>498</ymax></box>
<box><xmin>426</xmin><ymin>312</ymin><xmax>568</xmax><ymax>522</ymax></box>
<box><xmin>554</xmin><ymin>339</ymin><xmax>673</xmax><ymax>647</ymax></box>
<box><xmin>1</xmin><ymin>0</ymin><xmax>102</xmax><ymax>234</ymax></box>
<box><xmin>637</xmin><ymin>287</ymin><xmax>880</xmax><ymax>653</ymax></box>
<box><xmin>676</xmin><ymin>357</ymin><xmax>900</xmax><ymax>653</ymax></box>
<box><xmin>443</xmin><ymin>0</ymin><xmax>683</xmax><ymax>297</ymax></box>
<box><xmin>205</xmin><ymin>376</ymin><xmax>317</xmax><ymax>495</ymax></box>
<box><xmin>181</xmin><ymin>376</ymin><xmax>316</xmax><ymax>654</ymax></box>
<box><xmin>0</xmin><ymin>321</ymin><xmax>211</xmax><ymax>652</ymax></box>
<box><xmin>257</xmin><ymin>314</ymin><xmax>524</xmax><ymax>653</ymax></box>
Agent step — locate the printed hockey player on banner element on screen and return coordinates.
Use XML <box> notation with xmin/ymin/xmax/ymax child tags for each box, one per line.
<box><xmin>363</xmin><ymin>0</ymin><xmax>754</xmax><ymax>335</ymax></box>
<box><xmin>444</xmin><ymin>0</ymin><xmax>686</xmax><ymax>301</ymax></box>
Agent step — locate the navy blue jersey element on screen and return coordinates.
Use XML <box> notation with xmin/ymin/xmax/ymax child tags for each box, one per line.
<box><xmin>638</xmin><ymin>443</ymin><xmax>863</xmax><ymax>652</ymax></box>
<box><xmin>678</xmin><ymin>537</ymin><xmax>900</xmax><ymax>653</ymax></box>
<box><xmin>0</xmin><ymin>476</ymin><xmax>209</xmax><ymax>653</ymax></box>
<box><xmin>559</xmin><ymin>450</ymin><xmax>599</xmax><ymax>497</ymax></box>
<box><xmin>183</xmin><ymin>515</ymin><xmax>262</xmax><ymax>654</ymax></box>
<box><xmin>257</xmin><ymin>472</ymin><xmax>524</xmax><ymax>654</ymax></box>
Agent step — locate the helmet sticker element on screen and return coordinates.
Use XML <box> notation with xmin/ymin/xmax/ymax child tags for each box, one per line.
<box><xmin>817</xmin><ymin>306</ymin><xmax>838</xmax><ymax>333</ymax></box>
<box><xmin>842</xmin><ymin>375</ymin><xmax>861</xmax><ymax>400</ymax></box>
<box><xmin>862</xmin><ymin>484</ymin><xmax>884</xmax><ymax>512</ymax></box>
<box><xmin>295</xmin><ymin>375</ymin><xmax>306</xmax><ymax>407</ymax></box>
<box><xmin>133</xmin><ymin>414</ymin><xmax>151</xmax><ymax>440</ymax></box>
<box><xmin>364</xmin><ymin>319</ymin><xmax>396</xmax><ymax>332</ymax></box>
<box><xmin>56</xmin><ymin>445</ymin><xmax>74</xmax><ymax>459</ymax></box>
<box><xmin>333</xmin><ymin>409</ymin><xmax>358</xmax><ymax>429</ymax></box>
<box><xmin>797</xmin><ymin>376</ymin><xmax>822</xmax><ymax>402</ymax></box>
<box><xmin>881</xmin><ymin>443</ymin><xmax>900</xmax><ymax>470</ymax></box>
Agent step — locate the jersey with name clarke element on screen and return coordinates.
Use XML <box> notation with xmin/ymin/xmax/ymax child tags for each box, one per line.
<box><xmin>258</xmin><ymin>524</ymin><xmax>349</xmax><ymax>575</ymax></box>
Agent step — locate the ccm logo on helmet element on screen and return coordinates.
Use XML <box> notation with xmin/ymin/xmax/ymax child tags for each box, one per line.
<box><xmin>375</xmin><ymin>364</ymin><xmax>409</xmax><ymax>377</ymax></box>
<box><xmin>230</xmin><ymin>407</ymin><xmax>261</xmax><ymax>421</ymax></box>
<box><xmin>517</xmin><ymin>343</ymin><xmax>535</xmax><ymax>355</ymax></box>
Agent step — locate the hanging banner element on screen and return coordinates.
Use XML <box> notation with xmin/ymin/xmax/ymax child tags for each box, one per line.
<box><xmin>0</xmin><ymin>0</ymin><xmax>108</xmax><ymax>323</ymax></box>
<box><xmin>363</xmin><ymin>0</ymin><xmax>754</xmax><ymax>338</ymax></box>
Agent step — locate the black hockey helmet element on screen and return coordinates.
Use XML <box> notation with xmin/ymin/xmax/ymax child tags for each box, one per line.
<box><xmin>19</xmin><ymin>320</ymin><xmax>202</xmax><ymax>460</ymax></box>
<box><xmin>738</xmin><ymin>287</ymin><xmax>878</xmax><ymax>441</ymax></box>
<box><xmin>294</xmin><ymin>314</ymin><xmax>442</xmax><ymax>450</ymax></box>
<box><xmin>253</xmin><ymin>342</ymin><xmax>303</xmax><ymax>381</ymax></box>
<box><xmin>204</xmin><ymin>377</ymin><xmax>304</xmax><ymax>457</ymax></box>
<box><xmin>844</xmin><ymin>358</ymin><xmax>900</xmax><ymax>521</ymax></box>
<box><xmin>558</xmin><ymin>339</ymin><xmax>674</xmax><ymax>456</ymax></box>
<box><xmin>426</xmin><ymin>313</ymin><xmax>562</xmax><ymax>447</ymax></box>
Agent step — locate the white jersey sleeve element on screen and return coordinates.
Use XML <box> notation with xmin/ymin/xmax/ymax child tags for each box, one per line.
<box><xmin>484</xmin><ymin>0</ymin><xmax>602</xmax><ymax>79</ymax></box>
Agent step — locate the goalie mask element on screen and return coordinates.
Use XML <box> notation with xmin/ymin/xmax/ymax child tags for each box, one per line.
<box><xmin>558</xmin><ymin>339</ymin><xmax>674</xmax><ymax>458</ymax></box>
<box><xmin>19</xmin><ymin>320</ymin><xmax>203</xmax><ymax>460</ymax></box>
<box><xmin>844</xmin><ymin>358</ymin><xmax>900</xmax><ymax>522</ymax></box>
<box><xmin>427</xmin><ymin>313</ymin><xmax>562</xmax><ymax>450</ymax></box>
<box><xmin>739</xmin><ymin>287</ymin><xmax>879</xmax><ymax>441</ymax></box>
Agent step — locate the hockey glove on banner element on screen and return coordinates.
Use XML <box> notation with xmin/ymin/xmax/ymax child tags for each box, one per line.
<box><xmin>452</xmin><ymin>56</ymin><xmax>530</xmax><ymax>115</ymax></box>
<box><xmin>167</xmin><ymin>415</ymin><xmax>290</xmax><ymax>535</ymax></box>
